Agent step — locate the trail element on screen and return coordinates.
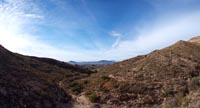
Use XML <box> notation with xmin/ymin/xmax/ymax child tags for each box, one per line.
<box><xmin>72</xmin><ymin>94</ymin><xmax>93</xmax><ymax>108</ymax></box>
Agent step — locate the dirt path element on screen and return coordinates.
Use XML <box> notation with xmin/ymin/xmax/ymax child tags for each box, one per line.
<box><xmin>72</xmin><ymin>94</ymin><xmax>93</xmax><ymax>108</ymax></box>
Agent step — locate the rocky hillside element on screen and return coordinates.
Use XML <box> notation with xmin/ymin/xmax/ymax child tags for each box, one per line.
<box><xmin>82</xmin><ymin>36</ymin><xmax>200</xmax><ymax>108</ymax></box>
<box><xmin>0</xmin><ymin>45</ymin><xmax>93</xmax><ymax>108</ymax></box>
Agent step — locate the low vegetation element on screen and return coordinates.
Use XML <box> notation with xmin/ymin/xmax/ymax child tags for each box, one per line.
<box><xmin>88</xmin><ymin>93</ymin><xmax>99</xmax><ymax>103</ymax></box>
<box><xmin>70</xmin><ymin>82</ymin><xmax>83</xmax><ymax>94</ymax></box>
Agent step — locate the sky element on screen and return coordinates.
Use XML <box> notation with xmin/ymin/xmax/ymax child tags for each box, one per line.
<box><xmin>0</xmin><ymin>0</ymin><xmax>200</xmax><ymax>61</ymax></box>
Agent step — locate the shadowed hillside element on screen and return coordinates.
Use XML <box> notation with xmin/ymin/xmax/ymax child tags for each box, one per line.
<box><xmin>82</xmin><ymin>36</ymin><xmax>200</xmax><ymax>108</ymax></box>
<box><xmin>0</xmin><ymin>45</ymin><xmax>93</xmax><ymax>108</ymax></box>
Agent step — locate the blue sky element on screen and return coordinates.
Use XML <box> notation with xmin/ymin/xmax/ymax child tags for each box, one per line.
<box><xmin>0</xmin><ymin>0</ymin><xmax>200</xmax><ymax>61</ymax></box>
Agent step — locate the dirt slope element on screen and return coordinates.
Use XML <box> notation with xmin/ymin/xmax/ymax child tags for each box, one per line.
<box><xmin>83</xmin><ymin>37</ymin><xmax>200</xmax><ymax>107</ymax></box>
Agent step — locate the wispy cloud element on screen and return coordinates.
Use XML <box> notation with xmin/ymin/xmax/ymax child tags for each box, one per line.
<box><xmin>110</xmin><ymin>31</ymin><xmax>122</xmax><ymax>37</ymax></box>
<box><xmin>0</xmin><ymin>0</ymin><xmax>106</xmax><ymax>61</ymax></box>
<box><xmin>23</xmin><ymin>14</ymin><xmax>44</xmax><ymax>19</ymax></box>
<box><xmin>110</xmin><ymin>31</ymin><xmax>122</xmax><ymax>48</ymax></box>
<box><xmin>112</xmin><ymin>37</ymin><xmax>121</xmax><ymax>48</ymax></box>
<box><xmin>0</xmin><ymin>0</ymin><xmax>81</xmax><ymax>61</ymax></box>
<box><xmin>1</xmin><ymin>0</ymin><xmax>200</xmax><ymax>62</ymax></box>
<box><xmin>104</xmin><ymin>11</ymin><xmax>200</xmax><ymax>60</ymax></box>
<box><xmin>0</xmin><ymin>0</ymin><xmax>40</xmax><ymax>49</ymax></box>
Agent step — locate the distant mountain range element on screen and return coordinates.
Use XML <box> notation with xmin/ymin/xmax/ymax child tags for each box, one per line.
<box><xmin>68</xmin><ymin>60</ymin><xmax>115</xmax><ymax>66</ymax></box>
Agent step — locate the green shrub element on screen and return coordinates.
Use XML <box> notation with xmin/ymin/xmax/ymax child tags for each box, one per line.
<box><xmin>189</xmin><ymin>77</ymin><xmax>200</xmax><ymax>90</ymax></box>
<box><xmin>99</xmin><ymin>87</ymin><xmax>108</xmax><ymax>92</ymax></box>
<box><xmin>88</xmin><ymin>93</ymin><xmax>99</xmax><ymax>103</ymax></box>
<box><xmin>70</xmin><ymin>83</ymin><xmax>83</xmax><ymax>94</ymax></box>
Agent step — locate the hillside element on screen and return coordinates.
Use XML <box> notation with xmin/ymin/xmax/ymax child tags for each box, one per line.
<box><xmin>82</xmin><ymin>36</ymin><xmax>200</xmax><ymax>108</ymax></box>
<box><xmin>2</xmin><ymin>36</ymin><xmax>200</xmax><ymax>108</ymax></box>
<box><xmin>0</xmin><ymin>45</ymin><xmax>93</xmax><ymax>108</ymax></box>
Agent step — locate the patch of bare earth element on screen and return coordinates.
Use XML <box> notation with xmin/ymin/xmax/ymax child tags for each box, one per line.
<box><xmin>72</xmin><ymin>94</ymin><xmax>93</xmax><ymax>108</ymax></box>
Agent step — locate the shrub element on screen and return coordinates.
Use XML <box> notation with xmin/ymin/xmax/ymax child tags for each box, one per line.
<box><xmin>88</xmin><ymin>93</ymin><xmax>99</xmax><ymax>103</ymax></box>
<box><xmin>161</xmin><ymin>88</ymin><xmax>175</xmax><ymax>97</ymax></box>
<box><xmin>85</xmin><ymin>90</ymin><xmax>92</xmax><ymax>95</ymax></box>
<box><xmin>174</xmin><ymin>93</ymin><xmax>184</xmax><ymax>106</ymax></box>
<box><xmin>101</xmin><ymin>76</ymin><xmax>110</xmax><ymax>81</ymax></box>
<box><xmin>189</xmin><ymin>77</ymin><xmax>200</xmax><ymax>90</ymax></box>
<box><xmin>70</xmin><ymin>83</ymin><xmax>83</xmax><ymax>94</ymax></box>
<box><xmin>83</xmin><ymin>80</ymin><xmax>89</xmax><ymax>84</ymax></box>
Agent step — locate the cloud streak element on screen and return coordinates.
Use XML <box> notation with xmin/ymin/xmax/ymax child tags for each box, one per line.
<box><xmin>105</xmin><ymin>11</ymin><xmax>200</xmax><ymax>60</ymax></box>
<box><xmin>112</xmin><ymin>37</ymin><xmax>121</xmax><ymax>48</ymax></box>
<box><xmin>110</xmin><ymin>31</ymin><xmax>122</xmax><ymax>37</ymax></box>
<box><xmin>0</xmin><ymin>0</ymin><xmax>85</xmax><ymax>61</ymax></box>
<box><xmin>0</xmin><ymin>0</ymin><xmax>38</xmax><ymax>49</ymax></box>
<box><xmin>0</xmin><ymin>0</ymin><xmax>108</xmax><ymax>61</ymax></box>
